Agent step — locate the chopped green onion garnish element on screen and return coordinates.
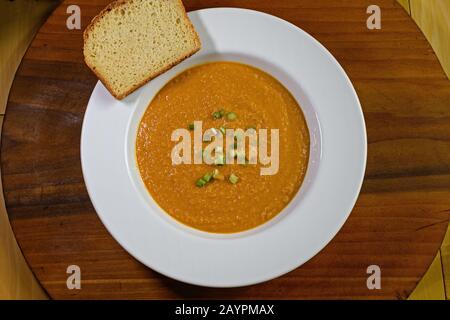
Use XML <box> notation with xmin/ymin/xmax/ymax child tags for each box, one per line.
<box><xmin>196</xmin><ymin>178</ymin><xmax>206</xmax><ymax>187</ymax></box>
<box><xmin>212</xmin><ymin>169</ymin><xmax>224</xmax><ymax>180</ymax></box>
<box><xmin>227</xmin><ymin>112</ymin><xmax>237</xmax><ymax>121</ymax></box>
<box><xmin>203</xmin><ymin>172</ymin><xmax>213</xmax><ymax>183</ymax></box>
<box><xmin>188</xmin><ymin>123</ymin><xmax>195</xmax><ymax>130</ymax></box>
<box><xmin>196</xmin><ymin>170</ymin><xmax>217</xmax><ymax>187</ymax></box>
<box><xmin>212</xmin><ymin>109</ymin><xmax>225</xmax><ymax>119</ymax></box>
<box><xmin>229</xmin><ymin>173</ymin><xmax>239</xmax><ymax>184</ymax></box>
<box><xmin>219</xmin><ymin>127</ymin><xmax>226</xmax><ymax>135</ymax></box>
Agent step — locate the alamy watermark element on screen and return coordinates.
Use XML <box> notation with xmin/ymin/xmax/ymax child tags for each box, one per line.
<box><xmin>171</xmin><ymin>121</ymin><xmax>279</xmax><ymax>176</ymax></box>
<box><xmin>66</xmin><ymin>5</ymin><xmax>81</xmax><ymax>30</ymax></box>
<box><xmin>366</xmin><ymin>265</ymin><xmax>381</xmax><ymax>290</ymax></box>
<box><xmin>367</xmin><ymin>5</ymin><xmax>381</xmax><ymax>30</ymax></box>
<box><xmin>66</xmin><ymin>265</ymin><xmax>81</xmax><ymax>290</ymax></box>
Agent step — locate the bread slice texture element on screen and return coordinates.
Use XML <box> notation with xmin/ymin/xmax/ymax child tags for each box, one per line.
<box><xmin>83</xmin><ymin>0</ymin><xmax>201</xmax><ymax>99</ymax></box>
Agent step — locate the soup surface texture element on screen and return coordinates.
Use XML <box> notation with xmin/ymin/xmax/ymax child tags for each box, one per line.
<box><xmin>136</xmin><ymin>62</ymin><xmax>309</xmax><ymax>233</ymax></box>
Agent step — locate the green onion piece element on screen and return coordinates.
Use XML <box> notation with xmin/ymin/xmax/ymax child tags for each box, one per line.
<box><xmin>203</xmin><ymin>172</ymin><xmax>213</xmax><ymax>183</ymax></box>
<box><xmin>229</xmin><ymin>173</ymin><xmax>239</xmax><ymax>184</ymax></box>
<box><xmin>227</xmin><ymin>112</ymin><xmax>237</xmax><ymax>121</ymax></box>
<box><xmin>212</xmin><ymin>109</ymin><xmax>225</xmax><ymax>119</ymax></box>
<box><xmin>188</xmin><ymin>123</ymin><xmax>195</xmax><ymax>130</ymax></box>
<box><xmin>212</xmin><ymin>112</ymin><xmax>221</xmax><ymax>119</ymax></box>
<box><xmin>196</xmin><ymin>178</ymin><xmax>206</xmax><ymax>187</ymax></box>
<box><xmin>219</xmin><ymin>127</ymin><xmax>226</xmax><ymax>135</ymax></box>
<box><xmin>213</xmin><ymin>169</ymin><xmax>225</xmax><ymax>180</ymax></box>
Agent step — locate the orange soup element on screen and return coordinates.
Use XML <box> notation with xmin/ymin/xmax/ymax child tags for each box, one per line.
<box><xmin>136</xmin><ymin>62</ymin><xmax>309</xmax><ymax>233</ymax></box>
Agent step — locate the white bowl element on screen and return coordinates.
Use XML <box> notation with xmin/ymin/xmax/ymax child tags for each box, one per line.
<box><xmin>81</xmin><ymin>8</ymin><xmax>367</xmax><ymax>287</ymax></box>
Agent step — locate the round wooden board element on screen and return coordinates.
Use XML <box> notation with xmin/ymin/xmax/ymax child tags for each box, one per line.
<box><xmin>2</xmin><ymin>0</ymin><xmax>450</xmax><ymax>299</ymax></box>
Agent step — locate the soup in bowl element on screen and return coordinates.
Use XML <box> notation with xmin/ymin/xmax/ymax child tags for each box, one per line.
<box><xmin>136</xmin><ymin>61</ymin><xmax>310</xmax><ymax>233</ymax></box>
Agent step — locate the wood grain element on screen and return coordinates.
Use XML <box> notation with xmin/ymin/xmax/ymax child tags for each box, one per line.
<box><xmin>1</xmin><ymin>0</ymin><xmax>450</xmax><ymax>299</ymax></box>
<box><xmin>0</xmin><ymin>115</ymin><xmax>46</xmax><ymax>299</ymax></box>
<box><xmin>396</xmin><ymin>0</ymin><xmax>449</xmax><ymax>300</ymax></box>
<box><xmin>0</xmin><ymin>0</ymin><xmax>58</xmax><ymax>300</ymax></box>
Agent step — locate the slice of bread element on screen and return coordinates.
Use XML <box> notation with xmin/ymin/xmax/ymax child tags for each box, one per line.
<box><xmin>83</xmin><ymin>0</ymin><xmax>201</xmax><ymax>99</ymax></box>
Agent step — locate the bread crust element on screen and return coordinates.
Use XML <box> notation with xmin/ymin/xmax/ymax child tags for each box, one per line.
<box><xmin>83</xmin><ymin>0</ymin><xmax>201</xmax><ymax>100</ymax></box>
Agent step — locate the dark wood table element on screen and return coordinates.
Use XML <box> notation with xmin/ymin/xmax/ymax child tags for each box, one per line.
<box><xmin>2</xmin><ymin>0</ymin><xmax>450</xmax><ymax>299</ymax></box>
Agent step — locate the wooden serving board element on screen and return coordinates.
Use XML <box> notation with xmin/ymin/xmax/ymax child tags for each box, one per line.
<box><xmin>2</xmin><ymin>0</ymin><xmax>450</xmax><ymax>299</ymax></box>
